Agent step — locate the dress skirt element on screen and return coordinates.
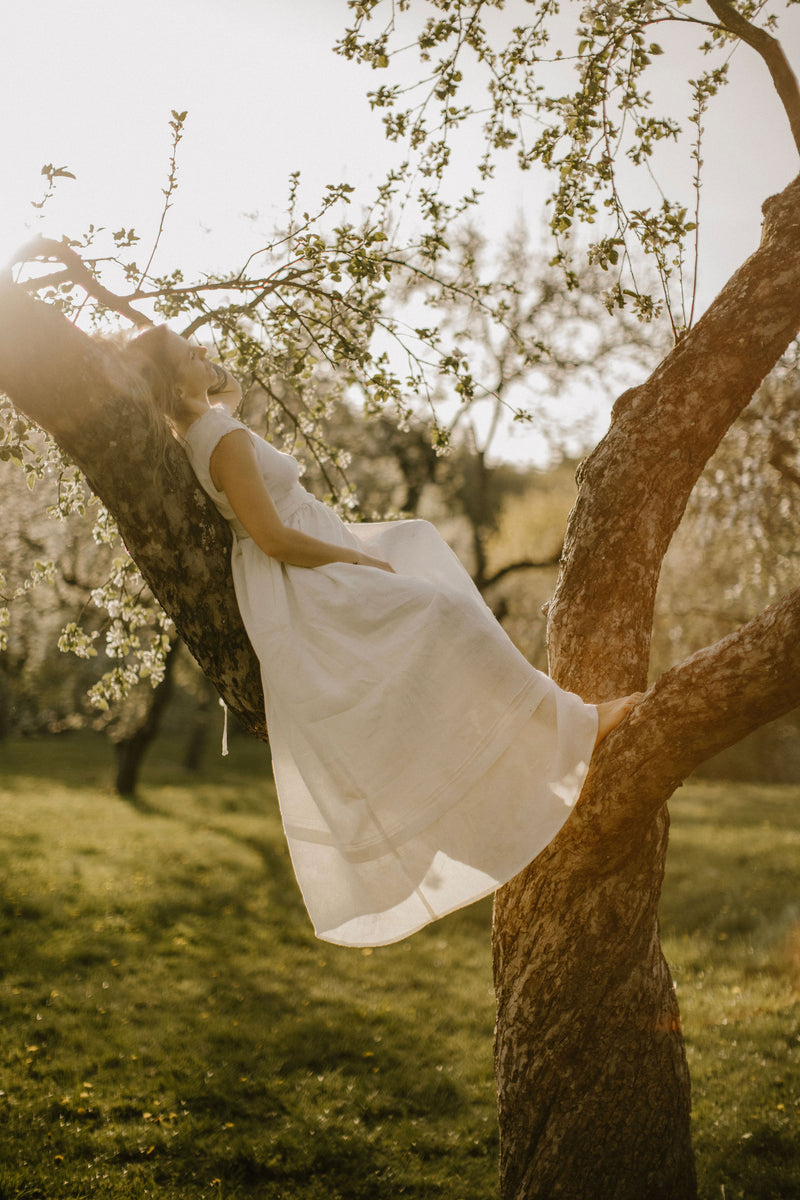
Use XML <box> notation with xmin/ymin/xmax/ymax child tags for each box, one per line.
<box><xmin>183</xmin><ymin>408</ymin><xmax>598</xmax><ymax>947</ymax></box>
<box><xmin>233</xmin><ymin>505</ymin><xmax>597</xmax><ymax>946</ymax></box>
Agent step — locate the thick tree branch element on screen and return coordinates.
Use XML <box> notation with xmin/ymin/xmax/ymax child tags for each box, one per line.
<box><xmin>572</xmin><ymin>584</ymin><xmax>800</xmax><ymax>856</ymax></box>
<box><xmin>707</xmin><ymin>0</ymin><xmax>800</xmax><ymax>157</ymax></box>
<box><xmin>548</xmin><ymin>170</ymin><xmax>800</xmax><ymax>697</ymax></box>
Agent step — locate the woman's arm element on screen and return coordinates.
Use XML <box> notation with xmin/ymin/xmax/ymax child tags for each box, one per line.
<box><xmin>207</xmin><ymin>362</ymin><xmax>243</xmax><ymax>414</ymax></box>
<box><xmin>210</xmin><ymin>430</ymin><xmax>395</xmax><ymax>573</ymax></box>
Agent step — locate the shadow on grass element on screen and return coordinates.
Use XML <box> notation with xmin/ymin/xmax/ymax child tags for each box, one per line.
<box><xmin>0</xmin><ymin>734</ymin><xmax>499</xmax><ymax>1198</ymax></box>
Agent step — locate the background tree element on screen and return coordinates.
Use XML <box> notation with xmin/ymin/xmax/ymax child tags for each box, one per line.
<box><xmin>0</xmin><ymin>431</ymin><xmax>193</xmax><ymax>796</ymax></box>
<box><xmin>3</xmin><ymin>3</ymin><xmax>800</xmax><ymax>1198</ymax></box>
<box><xmin>0</xmin><ymin>445</ymin><xmax>111</xmax><ymax>734</ymax></box>
<box><xmin>653</xmin><ymin>358</ymin><xmax>800</xmax><ymax>781</ymax></box>
<box><xmin>385</xmin><ymin>219</ymin><xmax>656</xmax><ymax>587</ymax></box>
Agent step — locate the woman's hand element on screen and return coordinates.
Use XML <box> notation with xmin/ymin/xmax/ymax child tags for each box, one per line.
<box><xmin>207</xmin><ymin>362</ymin><xmax>229</xmax><ymax>394</ymax></box>
<box><xmin>207</xmin><ymin>361</ymin><xmax>243</xmax><ymax>413</ymax></box>
<box><xmin>354</xmin><ymin>552</ymin><xmax>396</xmax><ymax>574</ymax></box>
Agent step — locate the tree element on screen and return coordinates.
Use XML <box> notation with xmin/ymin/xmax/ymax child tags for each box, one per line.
<box><xmin>652</xmin><ymin>364</ymin><xmax>800</xmax><ymax>781</ymax></box>
<box><xmin>3</xmin><ymin>4</ymin><xmax>800</xmax><ymax>1198</ymax></box>
<box><xmin>385</xmin><ymin>220</ymin><xmax>655</xmax><ymax>589</ymax></box>
<box><xmin>0</xmin><ymin>451</ymin><xmax>114</xmax><ymax>733</ymax></box>
<box><xmin>0</xmin><ymin>440</ymin><xmax>193</xmax><ymax>795</ymax></box>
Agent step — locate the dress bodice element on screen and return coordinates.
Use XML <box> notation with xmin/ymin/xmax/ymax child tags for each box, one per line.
<box><xmin>182</xmin><ymin>407</ymin><xmax>315</xmax><ymax>536</ymax></box>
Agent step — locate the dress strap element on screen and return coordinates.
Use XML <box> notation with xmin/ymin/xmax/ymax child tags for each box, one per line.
<box><xmin>220</xmin><ymin>696</ymin><xmax>229</xmax><ymax>757</ymax></box>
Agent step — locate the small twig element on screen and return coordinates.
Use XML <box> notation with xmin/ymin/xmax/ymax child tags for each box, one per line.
<box><xmin>135</xmin><ymin>110</ymin><xmax>187</xmax><ymax>291</ymax></box>
<box><xmin>179</xmin><ymin>284</ymin><xmax>281</xmax><ymax>339</ymax></box>
<box><xmin>688</xmin><ymin>89</ymin><xmax>704</xmax><ymax>330</ymax></box>
<box><xmin>132</xmin><ymin>265</ymin><xmax>314</xmax><ymax>304</ymax></box>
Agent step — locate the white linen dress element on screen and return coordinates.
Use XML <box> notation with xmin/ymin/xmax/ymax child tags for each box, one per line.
<box><xmin>183</xmin><ymin>407</ymin><xmax>598</xmax><ymax>947</ymax></box>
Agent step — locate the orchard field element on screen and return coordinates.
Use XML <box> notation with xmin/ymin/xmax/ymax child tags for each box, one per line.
<box><xmin>0</xmin><ymin>735</ymin><xmax>798</xmax><ymax>1200</ymax></box>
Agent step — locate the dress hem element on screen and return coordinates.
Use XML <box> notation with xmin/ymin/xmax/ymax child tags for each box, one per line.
<box><xmin>312</xmin><ymin>704</ymin><xmax>597</xmax><ymax>948</ymax></box>
<box><xmin>279</xmin><ymin>671</ymin><xmax>550</xmax><ymax>863</ymax></box>
<box><xmin>307</xmin><ymin>700</ymin><xmax>599</xmax><ymax>945</ymax></box>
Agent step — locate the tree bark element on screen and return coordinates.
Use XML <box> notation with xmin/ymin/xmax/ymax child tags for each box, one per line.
<box><xmin>493</xmin><ymin>172</ymin><xmax>800</xmax><ymax>1199</ymax></box>
<box><xmin>549</xmin><ymin>172</ymin><xmax>800</xmax><ymax>696</ymax></box>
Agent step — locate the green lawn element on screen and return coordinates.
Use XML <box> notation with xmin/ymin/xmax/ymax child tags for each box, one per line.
<box><xmin>0</xmin><ymin>736</ymin><xmax>798</xmax><ymax>1200</ymax></box>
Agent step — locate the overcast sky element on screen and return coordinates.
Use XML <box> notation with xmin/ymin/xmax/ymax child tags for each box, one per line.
<box><xmin>2</xmin><ymin>0</ymin><xmax>799</xmax><ymax>457</ymax></box>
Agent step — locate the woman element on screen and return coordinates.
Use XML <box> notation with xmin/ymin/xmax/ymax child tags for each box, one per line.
<box><xmin>131</xmin><ymin>325</ymin><xmax>642</xmax><ymax>947</ymax></box>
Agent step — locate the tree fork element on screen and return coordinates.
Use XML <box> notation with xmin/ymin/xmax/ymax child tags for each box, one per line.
<box><xmin>491</xmin><ymin>585</ymin><xmax>800</xmax><ymax>1197</ymax></box>
<box><xmin>548</xmin><ymin>172</ymin><xmax>800</xmax><ymax>697</ymax></box>
<box><xmin>493</xmin><ymin>171</ymin><xmax>800</xmax><ymax>1200</ymax></box>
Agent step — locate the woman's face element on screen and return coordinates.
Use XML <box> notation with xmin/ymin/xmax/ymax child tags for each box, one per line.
<box><xmin>164</xmin><ymin>330</ymin><xmax>216</xmax><ymax>398</ymax></box>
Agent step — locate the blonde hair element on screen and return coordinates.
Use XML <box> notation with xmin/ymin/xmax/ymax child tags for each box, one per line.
<box><xmin>100</xmin><ymin>325</ymin><xmax>190</xmax><ymax>480</ymax></box>
<box><xmin>128</xmin><ymin>324</ymin><xmax>189</xmax><ymax>426</ymax></box>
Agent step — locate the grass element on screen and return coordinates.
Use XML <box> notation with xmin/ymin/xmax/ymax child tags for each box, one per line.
<box><xmin>0</xmin><ymin>735</ymin><xmax>496</xmax><ymax>1200</ymax></box>
<box><xmin>0</xmin><ymin>736</ymin><xmax>798</xmax><ymax>1199</ymax></box>
<box><xmin>661</xmin><ymin>781</ymin><xmax>800</xmax><ymax>1200</ymax></box>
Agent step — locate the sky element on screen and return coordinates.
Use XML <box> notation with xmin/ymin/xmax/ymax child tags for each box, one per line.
<box><xmin>2</xmin><ymin>0</ymin><xmax>799</xmax><ymax>459</ymax></box>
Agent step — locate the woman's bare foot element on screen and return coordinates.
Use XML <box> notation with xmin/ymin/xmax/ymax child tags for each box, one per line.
<box><xmin>594</xmin><ymin>693</ymin><xmax>645</xmax><ymax>749</ymax></box>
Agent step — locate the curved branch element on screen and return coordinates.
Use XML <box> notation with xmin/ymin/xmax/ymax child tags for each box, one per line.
<box><xmin>483</xmin><ymin>551</ymin><xmax>561</xmax><ymax>588</ymax></box>
<box><xmin>12</xmin><ymin>238</ymin><xmax>318</xmax><ymax>337</ymax></box>
<box><xmin>11</xmin><ymin>236</ymin><xmax>153</xmax><ymax>328</ymax></box>
<box><xmin>706</xmin><ymin>0</ymin><xmax>800</xmax><ymax>157</ymax></box>
<box><xmin>572</xmin><ymin>584</ymin><xmax>800</xmax><ymax>856</ymax></box>
<box><xmin>548</xmin><ymin>170</ymin><xmax>800</xmax><ymax>696</ymax></box>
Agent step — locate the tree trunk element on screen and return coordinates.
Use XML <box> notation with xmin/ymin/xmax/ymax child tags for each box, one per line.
<box><xmin>114</xmin><ymin>640</ymin><xmax>178</xmax><ymax>796</ymax></box>
<box><xmin>493</xmin><ymin>171</ymin><xmax>800</xmax><ymax>1199</ymax></box>
<box><xmin>183</xmin><ymin>677</ymin><xmax>218</xmax><ymax>771</ymax></box>
<box><xmin>494</xmin><ymin>814</ymin><xmax>694</xmax><ymax>1200</ymax></box>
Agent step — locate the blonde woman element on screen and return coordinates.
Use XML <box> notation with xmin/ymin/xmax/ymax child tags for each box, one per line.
<box><xmin>131</xmin><ymin>326</ymin><xmax>642</xmax><ymax>947</ymax></box>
